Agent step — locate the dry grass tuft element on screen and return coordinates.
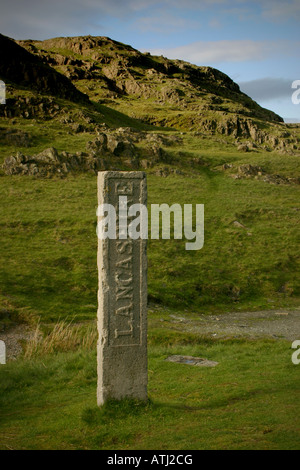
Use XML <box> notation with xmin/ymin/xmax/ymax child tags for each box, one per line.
<box><xmin>24</xmin><ymin>321</ymin><xmax>97</xmax><ymax>359</ymax></box>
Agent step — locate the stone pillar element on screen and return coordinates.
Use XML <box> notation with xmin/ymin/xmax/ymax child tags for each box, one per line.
<box><xmin>97</xmin><ymin>171</ymin><xmax>148</xmax><ymax>405</ymax></box>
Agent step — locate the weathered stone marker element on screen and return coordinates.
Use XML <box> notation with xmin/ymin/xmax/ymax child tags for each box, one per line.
<box><xmin>97</xmin><ymin>171</ymin><xmax>148</xmax><ymax>405</ymax></box>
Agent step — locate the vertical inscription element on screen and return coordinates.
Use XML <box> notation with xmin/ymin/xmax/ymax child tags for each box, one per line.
<box><xmin>108</xmin><ymin>178</ymin><xmax>141</xmax><ymax>347</ymax></box>
<box><xmin>115</xmin><ymin>241</ymin><xmax>134</xmax><ymax>340</ymax></box>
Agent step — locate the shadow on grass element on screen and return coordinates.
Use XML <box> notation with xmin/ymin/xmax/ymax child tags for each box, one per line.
<box><xmin>82</xmin><ymin>381</ymin><xmax>286</xmax><ymax>427</ymax></box>
<box><xmin>81</xmin><ymin>398</ymin><xmax>153</xmax><ymax>425</ymax></box>
<box><xmin>93</xmin><ymin>102</ymin><xmax>171</xmax><ymax>132</ymax></box>
<box><xmin>154</xmin><ymin>388</ymin><xmax>269</xmax><ymax>412</ymax></box>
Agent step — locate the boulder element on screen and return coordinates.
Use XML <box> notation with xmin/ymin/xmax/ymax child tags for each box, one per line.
<box><xmin>238</xmin><ymin>164</ymin><xmax>263</xmax><ymax>176</ymax></box>
<box><xmin>34</xmin><ymin>147</ymin><xmax>59</xmax><ymax>162</ymax></box>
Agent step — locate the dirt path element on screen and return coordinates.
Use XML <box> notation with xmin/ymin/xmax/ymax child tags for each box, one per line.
<box><xmin>0</xmin><ymin>324</ymin><xmax>36</xmax><ymax>361</ymax></box>
<box><xmin>1</xmin><ymin>308</ymin><xmax>299</xmax><ymax>361</ymax></box>
<box><xmin>168</xmin><ymin>308</ymin><xmax>300</xmax><ymax>341</ymax></box>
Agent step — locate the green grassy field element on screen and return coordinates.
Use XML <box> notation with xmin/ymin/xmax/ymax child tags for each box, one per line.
<box><xmin>1</xmin><ymin>92</ymin><xmax>299</xmax><ymax>452</ymax></box>
<box><xmin>0</xmin><ymin>329</ymin><xmax>299</xmax><ymax>450</ymax></box>
<box><xmin>0</xmin><ymin>151</ymin><xmax>299</xmax><ymax>325</ymax></box>
<box><xmin>0</xmin><ymin>149</ymin><xmax>299</xmax><ymax>450</ymax></box>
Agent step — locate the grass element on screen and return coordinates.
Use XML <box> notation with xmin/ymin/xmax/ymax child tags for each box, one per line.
<box><xmin>0</xmin><ymin>174</ymin><xmax>98</xmax><ymax>323</ymax></box>
<box><xmin>147</xmin><ymin>171</ymin><xmax>299</xmax><ymax>310</ymax></box>
<box><xmin>0</xmin><ymin>330</ymin><xmax>299</xmax><ymax>450</ymax></box>
<box><xmin>24</xmin><ymin>320</ymin><xmax>97</xmax><ymax>359</ymax></box>
<box><xmin>0</xmin><ymin>147</ymin><xmax>299</xmax><ymax>325</ymax></box>
<box><xmin>0</xmin><ymin>39</ymin><xmax>299</xmax><ymax>450</ymax></box>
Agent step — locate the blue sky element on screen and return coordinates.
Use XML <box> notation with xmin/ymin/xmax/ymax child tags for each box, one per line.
<box><xmin>1</xmin><ymin>0</ymin><xmax>299</xmax><ymax>121</ymax></box>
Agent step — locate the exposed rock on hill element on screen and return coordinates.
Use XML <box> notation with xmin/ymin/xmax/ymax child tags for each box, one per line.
<box><xmin>18</xmin><ymin>35</ymin><xmax>282</xmax><ymax>124</ymax></box>
<box><xmin>0</xmin><ymin>93</ymin><xmax>62</xmax><ymax>119</ymax></box>
<box><xmin>0</xmin><ymin>34</ymin><xmax>88</xmax><ymax>104</ymax></box>
<box><xmin>2</xmin><ymin>147</ymin><xmax>106</xmax><ymax>177</ymax></box>
<box><xmin>1</xmin><ymin>34</ymin><xmax>299</xmax><ymax>159</ymax></box>
<box><xmin>221</xmin><ymin>162</ymin><xmax>300</xmax><ymax>185</ymax></box>
<box><xmin>0</xmin><ymin>127</ymin><xmax>32</xmax><ymax>147</ymax></box>
<box><xmin>1</xmin><ymin>130</ymin><xmax>174</xmax><ymax>177</ymax></box>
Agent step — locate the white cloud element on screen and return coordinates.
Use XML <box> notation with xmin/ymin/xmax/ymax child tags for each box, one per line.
<box><xmin>238</xmin><ymin>78</ymin><xmax>295</xmax><ymax>102</ymax></box>
<box><xmin>129</xmin><ymin>0</ymin><xmax>300</xmax><ymax>21</ymax></box>
<box><xmin>259</xmin><ymin>0</ymin><xmax>300</xmax><ymax>21</ymax></box>
<box><xmin>147</xmin><ymin>40</ymin><xmax>300</xmax><ymax>65</ymax></box>
<box><xmin>284</xmin><ymin>118</ymin><xmax>300</xmax><ymax>123</ymax></box>
<box><xmin>136</xmin><ymin>12</ymin><xmax>201</xmax><ymax>33</ymax></box>
<box><xmin>0</xmin><ymin>0</ymin><xmax>299</xmax><ymax>40</ymax></box>
<box><xmin>209</xmin><ymin>18</ymin><xmax>222</xmax><ymax>29</ymax></box>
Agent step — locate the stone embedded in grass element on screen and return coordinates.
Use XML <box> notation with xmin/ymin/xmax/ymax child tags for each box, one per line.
<box><xmin>165</xmin><ymin>355</ymin><xmax>218</xmax><ymax>367</ymax></box>
<box><xmin>233</xmin><ymin>220</ymin><xmax>246</xmax><ymax>229</ymax></box>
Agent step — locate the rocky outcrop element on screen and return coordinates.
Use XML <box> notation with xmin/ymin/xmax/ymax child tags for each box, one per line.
<box><xmin>0</xmin><ymin>95</ymin><xmax>61</xmax><ymax>119</ymax></box>
<box><xmin>222</xmin><ymin>162</ymin><xmax>300</xmax><ymax>185</ymax></box>
<box><xmin>195</xmin><ymin>116</ymin><xmax>299</xmax><ymax>153</ymax></box>
<box><xmin>86</xmin><ymin>132</ymin><xmax>137</xmax><ymax>159</ymax></box>
<box><xmin>17</xmin><ymin>35</ymin><xmax>283</xmax><ymax>124</ymax></box>
<box><xmin>2</xmin><ymin>34</ymin><xmax>298</xmax><ymax>157</ymax></box>
<box><xmin>0</xmin><ymin>34</ymin><xmax>88</xmax><ymax>104</ymax></box>
<box><xmin>0</xmin><ymin>127</ymin><xmax>32</xmax><ymax>146</ymax></box>
<box><xmin>0</xmin><ymin>91</ymin><xmax>98</xmax><ymax>125</ymax></box>
<box><xmin>237</xmin><ymin>164</ymin><xmax>264</xmax><ymax>177</ymax></box>
<box><xmin>87</xmin><ymin>130</ymin><xmax>174</xmax><ymax>161</ymax></box>
<box><xmin>1</xmin><ymin>131</ymin><xmax>171</xmax><ymax>177</ymax></box>
<box><xmin>2</xmin><ymin>147</ymin><xmax>106</xmax><ymax>177</ymax></box>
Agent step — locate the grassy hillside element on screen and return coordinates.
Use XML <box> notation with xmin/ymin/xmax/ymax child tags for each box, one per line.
<box><xmin>17</xmin><ymin>35</ymin><xmax>283</xmax><ymax>123</ymax></box>
<box><xmin>0</xmin><ymin>34</ymin><xmax>299</xmax><ymax>327</ymax></box>
<box><xmin>0</xmin><ymin>153</ymin><xmax>299</xmax><ymax>325</ymax></box>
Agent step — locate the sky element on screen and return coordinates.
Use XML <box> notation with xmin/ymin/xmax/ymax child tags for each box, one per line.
<box><xmin>1</xmin><ymin>0</ymin><xmax>299</xmax><ymax>122</ymax></box>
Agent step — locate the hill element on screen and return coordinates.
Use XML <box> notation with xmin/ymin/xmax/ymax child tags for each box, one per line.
<box><xmin>1</xmin><ymin>34</ymin><xmax>299</xmax><ymax>156</ymax></box>
<box><xmin>17</xmin><ymin>35</ymin><xmax>282</xmax><ymax>124</ymax></box>
<box><xmin>0</xmin><ymin>34</ymin><xmax>299</xmax><ymax>326</ymax></box>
